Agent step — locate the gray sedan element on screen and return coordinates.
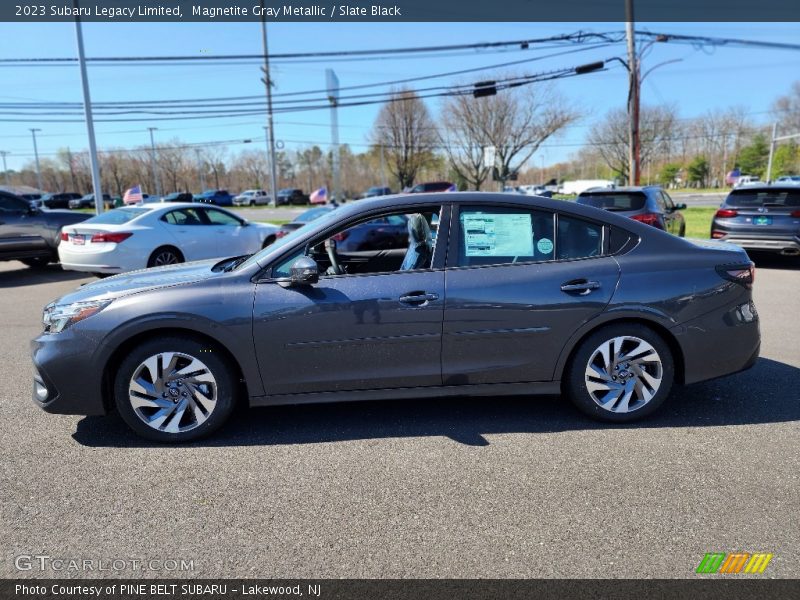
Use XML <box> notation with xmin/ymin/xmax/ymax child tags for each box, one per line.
<box><xmin>32</xmin><ymin>193</ymin><xmax>760</xmax><ymax>442</ymax></box>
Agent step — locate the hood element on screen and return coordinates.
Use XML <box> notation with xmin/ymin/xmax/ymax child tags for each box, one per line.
<box><xmin>54</xmin><ymin>259</ymin><xmax>223</xmax><ymax>305</ymax></box>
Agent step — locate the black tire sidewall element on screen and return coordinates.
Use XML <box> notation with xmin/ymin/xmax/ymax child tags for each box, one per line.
<box><xmin>565</xmin><ymin>323</ymin><xmax>674</xmax><ymax>423</ymax></box>
<box><xmin>147</xmin><ymin>247</ymin><xmax>182</xmax><ymax>268</ymax></box>
<box><xmin>113</xmin><ymin>336</ymin><xmax>236</xmax><ymax>442</ymax></box>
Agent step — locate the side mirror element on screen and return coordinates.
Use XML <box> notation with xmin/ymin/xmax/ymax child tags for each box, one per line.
<box><xmin>675</xmin><ymin>203</ymin><xmax>687</xmax><ymax>211</ymax></box>
<box><xmin>278</xmin><ymin>256</ymin><xmax>319</xmax><ymax>288</ymax></box>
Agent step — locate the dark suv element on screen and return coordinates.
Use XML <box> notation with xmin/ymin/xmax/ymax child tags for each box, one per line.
<box><xmin>0</xmin><ymin>191</ymin><xmax>90</xmax><ymax>267</ymax></box>
<box><xmin>577</xmin><ymin>186</ymin><xmax>686</xmax><ymax>237</ymax></box>
<box><xmin>276</xmin><ymin>188</ymin><xmax>309</xmax><ymax>206</ymax></box>
<box><xmin>710</xmin><ymin>184</ymin><xmax>800</xmax><ymax>256</ymax></box>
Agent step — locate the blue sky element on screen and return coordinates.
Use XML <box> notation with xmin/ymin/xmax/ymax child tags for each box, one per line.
<box><xmin>1</xmin><ymin>21</ymin><xmax>799</xmax><ymax>172</ymax></box>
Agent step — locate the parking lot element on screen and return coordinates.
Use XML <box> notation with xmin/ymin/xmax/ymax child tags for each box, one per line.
<box><xmin>1</xmin><ymin>254</ymin><xmax>798</xmax><ymax>579</ymax></box>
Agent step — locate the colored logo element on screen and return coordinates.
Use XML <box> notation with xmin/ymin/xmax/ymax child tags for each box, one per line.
<box><xmin>696</xmin><ymin>552</ymin><xmax>773</xmax><ymax>574</ymax></box>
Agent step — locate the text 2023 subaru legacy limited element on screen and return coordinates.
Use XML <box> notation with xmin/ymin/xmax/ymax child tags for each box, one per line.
<box><xmin>32</xmin><ymin>193</ymin><xmax>760</xmax><ymax>442</ymax></box>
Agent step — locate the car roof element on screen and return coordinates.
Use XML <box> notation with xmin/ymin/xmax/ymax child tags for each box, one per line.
<box><xmin>728</xmin><ymin>184</ymin><xmax>800</xmax><ymax>193</ymax></box>
<box><xmin>579</xmin><ymin>186</ymin><xmax>659</xmax><ymax>194</ymax></box>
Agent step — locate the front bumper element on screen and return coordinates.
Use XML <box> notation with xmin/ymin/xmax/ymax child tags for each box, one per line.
<box><xmin>31</xmin><ymin>329</ymin><xmax>108</xmax><ymax>415</ymax></box>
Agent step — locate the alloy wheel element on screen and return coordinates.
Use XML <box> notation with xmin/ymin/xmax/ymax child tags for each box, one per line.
<box><xmin>128</xmin><ymin>352</ymin><xmax>217</xmax><ymax>433</ymax></box>
<box><xmin>152</xmin><ymin>250</ymin><xmax>179</xmax><ymax>266</ymax></box>
<box><xmin>584</xmin><ymin>335</ymin><xmax>663</xmax><ymax>414</ymax></box>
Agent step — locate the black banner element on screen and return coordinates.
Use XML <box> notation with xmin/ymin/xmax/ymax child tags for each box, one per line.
<box><xmin>2</xmin><ymin>580</ymin><xmax>800</xmax><ymax>600</ymax></box>
<box><xmin>2</xmin><ymin>0</ymin><xmax>800</xmax><ymax>22</ymax></box>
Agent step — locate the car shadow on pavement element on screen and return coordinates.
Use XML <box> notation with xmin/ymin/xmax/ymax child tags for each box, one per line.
<box><xmin>72</xmin><ymin>357</ymin><xmax>800</xmax><ymax>448</ymax></box>
<box><xmin>0</xmin><ymin>263</ymin><xmax>92</xmax><ymax>288</ymax></box>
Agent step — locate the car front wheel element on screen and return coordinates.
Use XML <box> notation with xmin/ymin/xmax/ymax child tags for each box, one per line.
<box><xmin>564</xmin><ymin>324</ymin><xmax>674</xmax><ymax>422</ymax></box>
<box><xmin>114</xmin><ymin>336</ymin><xmax>237</xmax><ymax>442</ymax></box>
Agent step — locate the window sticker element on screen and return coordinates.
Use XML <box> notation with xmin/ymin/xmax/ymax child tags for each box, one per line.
<box><xmin>537</xmin><ymin>237</ymin><xmax>554</xmax><ymax>254</ymax></box>
<box><xmin>462</xmin><ymin>213</ymin><xmax>534</xmax><ymax>257</ymax></box>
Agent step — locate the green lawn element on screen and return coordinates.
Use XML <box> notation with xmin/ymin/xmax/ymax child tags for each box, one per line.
<box><xmin>683</xmin><ymin>207</ymin><xmax>715</xmax><ymax>239</ymax></box>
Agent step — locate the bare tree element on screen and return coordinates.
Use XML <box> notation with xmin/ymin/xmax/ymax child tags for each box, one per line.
<box><xmin>440</xmin><ymin>83</ymin><xmax>579</xmax><ymax>190</ymax></box>
<box><xmin>370</xmin><ymin>88</ymin><xmax>437</xmax><ymax>189</ymax></box>
<box><xmin>234</xmin><ymin>150</ymin><xmax>268</xmax><ymax>188</ymax></box>
<box><xmin>589</xmin><ymin>104</ymin><xmax>678</xmax><ymax>182</ymax></box>
<box><xmin>772</xmin><ymin>81</ymin><xmax>800</xmax><ymax>133</ymax></box>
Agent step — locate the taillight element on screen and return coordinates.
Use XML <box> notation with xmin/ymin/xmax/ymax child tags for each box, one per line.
<box><xmin>630</xmin><ymin>213</ymin><xmax>663</xmax><ymax>229</ymax></box>
<box><xmin>711</xmin><ymin>230</ymin><xmax>726</xmax><ymax>239</ymax></box>
<box><xmin>715</xmin><ymin>208</ymin><xmax>738</xmax><ymax>218</ymax></box>
<box><xmin>332</xmin><ymin>231</ymin><xmax>349</xmax><ymax>242</ymax></box>
<box><xmin>90</xmin><ymin>232</ymin><xmax>133</xmax><ymax>243</ymax></box>
<box><xmin>275</xmin><ymin>230</ymin><xmax>288</xmax><ymax>238</ymax></box>
<box><xmin>791</xmin><ymin>210</ymin><xmax>800</xmax><ymax>217</ymax></box>
<box><xmin>60</xmin><ymin>232</ymin><xmax>68</xmax><ymax>241</ymax></box>
<box><xmin>716</xmin><ymin>262</ymin><xmax>755</xmax><ymax>288</ymax></box>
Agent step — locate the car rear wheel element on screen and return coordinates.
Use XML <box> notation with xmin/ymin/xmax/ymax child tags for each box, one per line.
<box><xmin>249</xmin><ymin>200</ymin><xmax>256</xmax><ymax>206</ymax></box>
<box><xmin>147</xmin><ymin>246</ymin><xmax>183</xmax><ymax>268</ymax></box>
<box><xmin>114</xmin><ymin>336</ymin><xmax>237</xmax><ymax>442</ymax></box>
<box><xmin>564</xmin><ymin>323</ymin><xmax>674</xmax><ymax>422</ymax></box>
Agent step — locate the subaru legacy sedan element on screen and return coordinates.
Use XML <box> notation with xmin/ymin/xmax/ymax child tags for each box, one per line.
<box><xmin>32</xmin><ymin>193</ymin><xmax>760</xmax><ymax>442</ymax></box>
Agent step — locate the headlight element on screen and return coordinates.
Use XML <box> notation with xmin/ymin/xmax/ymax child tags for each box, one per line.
<box><xmin>42</xmin><ymin>299</ymin><xmax>111</xmax><ymax>333</ymax></box>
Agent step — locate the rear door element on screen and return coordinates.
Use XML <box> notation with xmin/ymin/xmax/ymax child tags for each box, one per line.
<box><xmin>158</xmin><ymin>207</ymin><xmax>209</xmax><ymax>261</ymax></box>
<box><xmin>442</xmin><ymin>204</ymin><xmax>619</xmax><ymax>384</ymax></box>
<box><xmin>0</xmin><ymin>193</ymin><xmax>49</xmax><ymax>257</ymax></box>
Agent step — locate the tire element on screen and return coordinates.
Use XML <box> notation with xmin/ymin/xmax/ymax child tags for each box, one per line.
<box><xmin>262</xmin><ymin>235</ymin><xmax>275</xmax><ymax>248</ymax></box>
<box><xmin>564</xmin><ymin>323</ymin><xmax>674</xmax><ymax>423</ymax></box>
<box><xmin>679</xmin><ymin>223</ymin><xmax>686</xmax><ymax>237</ymax></box>
<box><xmin>21</xmin><ymin>256</ymin><xmax>53</xmax><ymax>268</ymax></box>
<box><xmin>114</xmin><ymin>336</ymin><xmax>237</xmax><ymax>442</ymax></box>
<box><xmin>147</xmin><ymin>246</ymin><xmax>184</xmax><ymax>268</ymax></box>
<box><xmin>249</xmin><ymin>200</ymin><xmax>256</xmax><ymax>206</ymax></box>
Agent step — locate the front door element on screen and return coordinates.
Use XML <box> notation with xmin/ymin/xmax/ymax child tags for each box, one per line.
<box><xmin>253</xmin><ymin>269</ymin><xmax>445</xmax><ymax>395</ymax></box>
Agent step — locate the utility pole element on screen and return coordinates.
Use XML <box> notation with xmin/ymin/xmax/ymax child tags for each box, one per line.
<box><xmin>74</xmin><ymin>1</ymin><xmax>104</xmax><ymax>214</ymax></box>
<box><xmin>194</xmin><ymin>148</ymin><xmax>205</xmax><ymax>191</ymax></box>
<box><xmin>259</xmin><ymin>2</ymin><xmax>279</xmax><ymax>207</ymax></box>
<box><xmin>380</xmin><ymin>142</ymin><xmax>387</xmax><ymax>188</ymax></box>
<box><xmin>326</xmin><ymin>69</ymin><xmax>341</xmax><ymax>204</ymax></box>
<box><xmin>147</xmin><ymin>127</ymin><xmax>162</xmax><ymax>197</ymax></box>
<box><xmin>765</xmin><ymin>123</ymin><xmax>800</xmax><ymax>183</ymax></box>
<box><xmin>625</xmin><ymin>0</ymin><xmax>640</xmax><ymax>186</ymax></box>
<box><xmin>30</xmin><ymin>128</ymin><xmax>42</xmax><ymax>191</ymax></box>
<box><xmin>0</xmin><ymin>151</ymin><xmax>9</xmax><ymax>186</ymax></box>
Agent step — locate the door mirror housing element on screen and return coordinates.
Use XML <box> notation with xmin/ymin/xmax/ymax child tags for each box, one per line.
<box><xmin>278</xmin><ymin>256</ymin><xmax>319</xmax><ymax>288</ymax></box>
<box><xmin>674</xmin><ymin>203</ymin><xmax>687</xmax><ymax>211</ymax></box>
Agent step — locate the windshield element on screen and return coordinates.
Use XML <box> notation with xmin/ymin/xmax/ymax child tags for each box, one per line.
<box><xmin>235</xmin><ymin>206</ymin><xmax>344</xmax><ymax>271</ymax></box>
<box><xmin>84</xmin><ymin>207</ymin><xmax>149</xmax><ymax>225</ymax></box>
<box><xmin>726</xmin><ymin>189</ymin><xmax>800</xmax><ymax>208</ymax></box>
<box><xmin>578</xmin><ymin>192</ymin><xmax>647</xmax><ymax>211</ymax></box>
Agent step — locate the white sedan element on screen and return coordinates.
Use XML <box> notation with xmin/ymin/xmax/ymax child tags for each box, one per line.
<box><xmin>58</xmin><ymin>203</ymin><xmax>279</xmax><ymax>275</ymax></box>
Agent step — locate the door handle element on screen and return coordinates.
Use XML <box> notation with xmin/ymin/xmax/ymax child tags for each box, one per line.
<box><xmin>560</xmin><ymin>279</ymin><xmax>601</xmax><ymax>295</ymax></box>
<box><xmin>399</xmin><ymin>291</ymin><xmax>439</xmax><ymax>305</ymax></box>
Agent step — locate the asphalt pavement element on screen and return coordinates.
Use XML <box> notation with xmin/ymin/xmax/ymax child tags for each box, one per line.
<box><xmin>0</xmin><ymin>255</ymin><xmax>797</xmax><ymax>579</ymax></box>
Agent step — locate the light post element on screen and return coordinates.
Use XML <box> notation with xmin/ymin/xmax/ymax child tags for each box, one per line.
<box><xmin>30</xmin><ymin>128</ymin><xmax>42</xmax><ymax>191</ymax></box>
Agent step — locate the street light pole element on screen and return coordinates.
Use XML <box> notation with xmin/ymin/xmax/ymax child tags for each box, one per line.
<box><xmin>194</xmin><ymin>148</ymin><xmax>205</xmax><ymax>191</ymax></box>
<box><xmin>30</xmin><ymin>128</ymin><xmax>43</xmax><ymax>191</ymax></box>
<box><xmin>259</xmin><ymin>2</ymin><xmax>279</xmax><ymax>207</ymax></box>
<box><xmin>74</xmin><ymin>2</ymin><xmax>104</xmax><ymax>214</ymax></box>
<box><xmin>625</xmin><ymin>0</ymin><xmax>640</xmax><ymax>186</ymax></box>
<box><xmin>147</xmin><ymin>127</ymin><xmax>162</xmax><ymax>198</ymax></box>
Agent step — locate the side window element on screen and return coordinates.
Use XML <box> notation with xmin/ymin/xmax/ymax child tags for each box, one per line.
<box><xmin>557</xmin><ymin>215</ymin><xmax>603</xmax><ymax>260</ymax></box>
<box><xmin>654</xmin><ymin>192</ymin><xmax>667</xmax><ymax>212</ymax></box>
<box><xmin>660</xmin><ymin>191</ymin><xmax>674</xmax><ymax>211</ymax></box>
<box><xmin>457</xmin><ymin>206</ymin><xmax>555</xmax><ymax>267</ymax></box>
<box><xmin>161</xmin><ymin>208</ymin><xmax>203</xmax><ymax>225</ymax></box>
<box><xmin>272</xmin><ymin>250</ymin><xmax>304</xmax><ymax>278</ymax></box>
<box><xmin>204</xmin><ymin>209</ymin><xmax>242</xmax><ymax>226</ymax></box>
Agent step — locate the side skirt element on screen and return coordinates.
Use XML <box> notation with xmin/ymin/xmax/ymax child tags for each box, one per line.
<box><xmin>249</xmin><ymin>381</ymin><xmax>561</xmax><ymax>407</ymax></box>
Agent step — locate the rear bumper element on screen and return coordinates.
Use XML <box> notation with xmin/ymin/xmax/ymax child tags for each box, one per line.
<box><xmin>714</xmin><ymin>233</ymin><xmax>800</xmax><ymax>255</ymax></box>
<box><xmin>671</xmin><ymin>299</ymin><xmax>761</xmax><ymax>385</ymax></box>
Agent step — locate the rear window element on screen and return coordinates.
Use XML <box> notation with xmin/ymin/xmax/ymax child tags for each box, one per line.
<box><xmin>84</xmin><ymin>207</ymin><xmax>148</xmax><ymax>225</ymax></box>
<box><xmin>577</xmin><ymin>192</ymin><xmax>647</xmax><ymax>211</ymax></box>
<box><xmin>725</xmin><ymin>189</ymin><xmax>800</xmax><ymax>208</ymax></box>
